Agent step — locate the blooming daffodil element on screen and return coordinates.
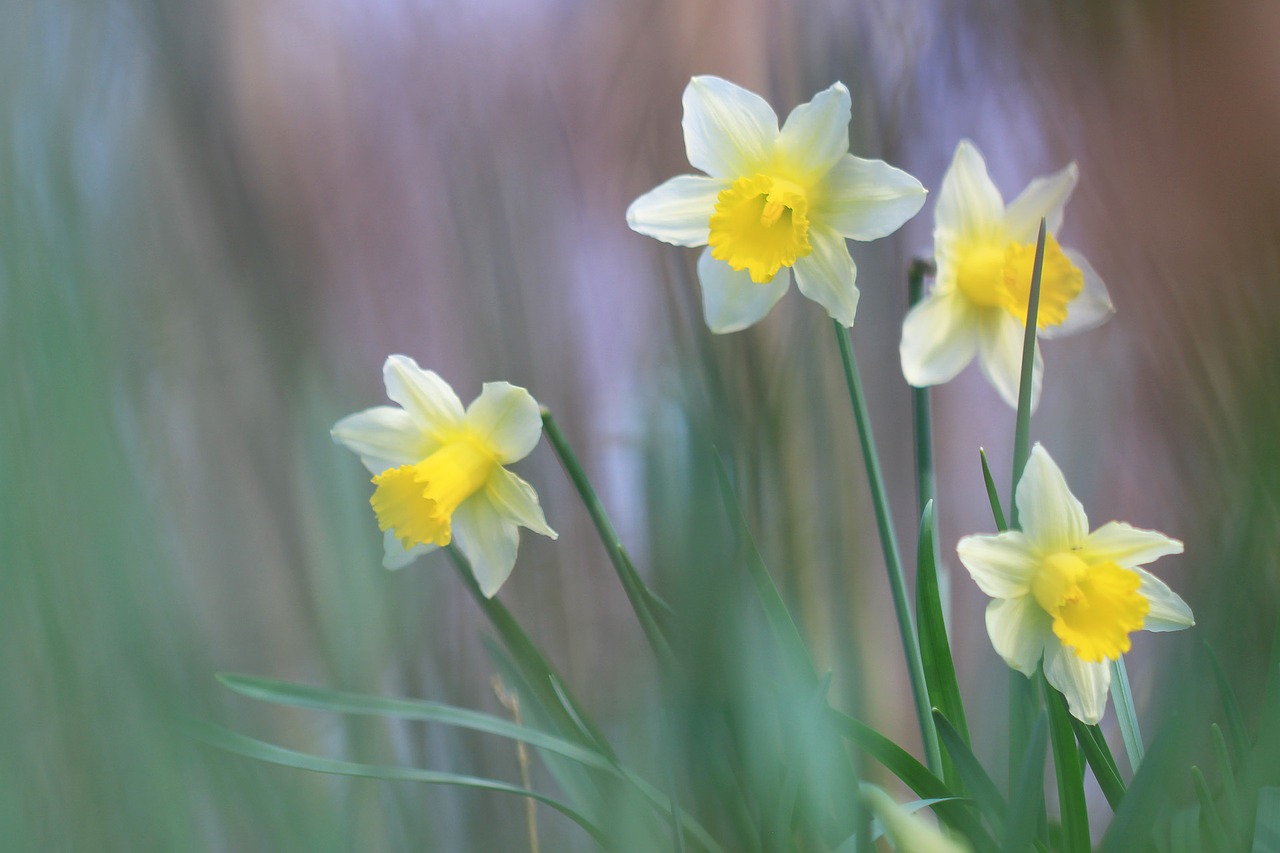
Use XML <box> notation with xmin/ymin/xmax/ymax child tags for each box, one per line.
<box><xmin>331</xmin><ymin>355</ymin><xmax>557</xmax><ymax>597</ymax></box>
<box><xmin>956</xmin><ymin>444</ymin><xmax>1193</xmax><ymax>724</ymax></box>
<box><xmin>626</xmin><ymin>76</ymin><xmax>926</xmax><ymax>333</ymax></box>
<box><xmin>900</xmin><ymin>140</ymin><xmax>1115</xmax><ymax>408</ymax></box>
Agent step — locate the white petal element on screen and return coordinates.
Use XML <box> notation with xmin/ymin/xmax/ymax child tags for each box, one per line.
<box><xmin>453</xmin><ymin>494</ymin><xmax>520</xmax><ymax>598</ymax></box>
<box><xmin>899</xmin><ymin>289</ymin><xmax>980</xmax><ymax>387</ymax></box>
<box><xmin>682</xmin><ymin>76</ymin><xmax>779</xmax><ymax>179</ymax></box>
<box><xmin>486</xmin><ymin>468</ymin><xmax>557</xmax><ymax>539</ymax></box>
<box><xmin>985</xmin><ymin>596</ymin><xmax>1051</xmax><ymax>676</ymax></box>
<box><xmin>382</xmin><ymin>356</ymin><xmax>465</xmax><ymax>440</ymax></box>
<box><xmin>775</xmin><ymin>82</ymin><xmax>851</xmax><ymax>183</ymax></box>
<box><xmin>1015</xmin><ymin>444</ymin><xmax>1089</xmax><ymax>555</ymax></box>
<box><xmin>463</xmin><ymin>382</ymin><xmax>543</xmax><ymax>464</ymax></box>
<box><xmin>1040</xmin><ymin>249</ymin><xmax>1114</xmax><ymax>340</ymax></box>
<box><xmin>815</xmin><ymin>154</ymin><xmax>927</xmax><ymax>241</ymax></box>
<box><xmin>1083</xmin><ymin>521</ymin><xmax>1183</xmax><ymax>568</ymax></box>
<box><xmin>696</xmin><ymin>248</ymin><xmax>790</xmax><ymax>334</ymax></box>
<box><xmin>331</xmin><ymin>406</ymin><xmax>430</xmax><ymax>474</ymax></box>
<box><xmin>976</xmin><ymin>310</ymin><xmax>1041</xmax><ymax>410</ymax></box>
<box><xmin>956</xmin><ymin>531</ymin><xmax>1040</xmax><ymax>598</ymax></box>
<box><xmin>625</xmin><ymin>174</ymin><xmax>723</xmax><ymax>247</ymax></box>
<box><xmin>792</xmin><ymin>226</ymin><xmax>859</xmax><ymax>326</ymax></box>
<box><xmin>382</xmin><ymin>529</ymin><xmax>435</xmax><ymax>570</ymax></box>
<box><xmin>1043</xmin><ymin>640</ymin><xmax>1111</xmax><ymax>725</ymax></box>
<box><xmin>1133</xmin><ymin>567</ymin><xmax>1195</xmax><ymax>632</ymax></box>
<box><xmin>1002</xmin><ymin>162</ymin><xmax>1078</xmax><ymax>244</ymax></box>
<box><xmin>935</xmin><ymin>140</ymin><xmax>1005</xmax><ymax>242</ymax></box>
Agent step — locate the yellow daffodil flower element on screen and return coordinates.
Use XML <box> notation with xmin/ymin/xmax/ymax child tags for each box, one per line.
<box><xmin>627</xmin><ymin>76</ymin><xmax>926</xmax><ymax>333</ymax></box>
<box><xmin>331</xmin><ymin>355</ymin><xmax>557</xmax><ymax>597</ymax></box>
<box><xmin>900</xmin><ymin>140</ymin><xmax>1115</xmax><ymax>409</ymax></box>
<box><xmin>956</xmin><ymin>445</ymin><xmax>1193</xmax><ymax>724</ymax></box>
<box><xmin>863</xmin><ymin>785</ymin><xmax>971</xmax><ymax>853</ymax></box>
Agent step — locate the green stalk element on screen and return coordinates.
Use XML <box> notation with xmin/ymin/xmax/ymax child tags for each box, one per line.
<box><xmin>1111</xmin><ymin>656</ymin><xmax>1145</xmax><ymax>771</ymax></box>
<box><xmin>539</xmin><ymin>409</ymin><xmax>675</xmax><ymax>669</ymax></box>
<box><xmin>908</xmin><ymin>258</ymin><xmax>938</xmax><ymax>520</ymax></box>
<box><xmin>1010</xmin><ymin>218</ymin><xmax>1046</xmax><ymax>526</ymax></box>
<box><xmin>1009</xmin><ymin>219</ymin><xmax>1047</xmax><ymax>825</ymax></box>
<box><xmin>833</xmin><ymin>319</ymin><xmax>942</xmax><ymax>777</ymax></box>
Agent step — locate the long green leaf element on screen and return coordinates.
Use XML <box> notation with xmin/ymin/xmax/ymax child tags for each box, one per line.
<box><xmin>1002</xmin><ymin>713</ymin><xmax>1048</xmax><ymax>853</ymax></box>
<box><xmin>1100</xmin><ymin>715</ymin><xmax>1184</xmax><ymax>853</ymax></box>
<box><xmin>917</xmin><ymin>501</ymin><xmax>969</xmax><ymax>751</ymax></box>
<box><xmin>191</xmin><ymin>719</ymin><xmax>609</xmax><ymax>845</ymax></box>
<box><xmin>1010</xmin><ymin>217</ymin><xmax>1046</xmax><ymax>528</ymax></box>
<box><xmin>826</xmin><ymin>708</ymin><xmax>996</xmax><ymax>853</ymax></box>
<box><xmin>1044</xmin><ymin>674</ymin><xmax>1089</xmax><ymax>853</ymax></box>
<box><xmin>934</xmin><ymin>709</ymin><xmax>1004</xmax><ymax>835</ymax></box>
<box><xmin>1211</xmin><ymin>723</ymin><xmax>1245</xmax><ymax>842</ymax></box>
<box><xmin>1071</xmin><ymin>718</ymin><xmax>1126</xmax><ymax>810</ymax></box>
<box><xmin>218</xmin><ymin>673</ymin><xmax>613</xmax><ymax>769</ymax></box>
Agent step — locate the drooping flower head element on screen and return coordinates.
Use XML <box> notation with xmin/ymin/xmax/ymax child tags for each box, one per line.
<box><xmin>901</xmin><ymin>140</ymin><xmax>1115</xmax><ymax>409</ymax></box>
<box><xmin>627</xmin><ymin>76</ymin><xmax>926</xmax><ymax>333</ymax></box>
<box><xmin>956</xmin><ymin>445</ymin><xmax>1193</xmax><ymax>723</ymax></box>
<box><xmin>332</xmin><ymin>355</ymin><xmax>557</xmax><ymax>597</ymax></box>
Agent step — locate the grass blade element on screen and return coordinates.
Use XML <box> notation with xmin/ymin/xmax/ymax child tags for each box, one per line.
<box><xmin>909</xmin><ymin>257</ymin><xmax>938</xmax><ymax>519</ymax></box>
<box><xmin>1192</xmin><ymin>766</ymin><xmax>1233</xmax><ymax>852</ymax></box>
<box><xmin>1010</xmin><ymin>217</ymin><xmax>1046</xmax><ymax>528</ymax></box>
<box><xmin>1100</xmin><ymin>714</ymin><xmax>1185</xmax><ymax>853</ymax></box>
<box><xmin>917</xmin><ymin>501</ymin><xmax>969</xmax><ymax>748</ymax></box>
<box><xmin>980</xmin><ymin>448</ymin><xmax>1009</xmax><ymax>532</ymax></box>
<box><xmin>1112</xmin><ymin>655</ymin><xmax>1146</xmax><ymax>771</ymax></box>
<box><xmin>1044</xmin><ymin>673</ymin><xmax>1090</xmax><ymax>853</ymax></box>
<box><xmin>1002</xmin><ymin>713</ymin><xmax>1049</xmax><ymax>853</ymax></box>
<box><xmin>833</xmin><ymin>318</ymin><xmax>941</xmax><ymax>777</ymax></box>
<box><xmin>1253</xmin><ymin>787</ymin><xmax>1280</xmax><ymax>853</ymax></box>
<box><xmin>1071</xmin><ymin>718</ymin><xmax>1127</xmax><ymax>810</ymax></box>
<box><xmin>192</xmin><ymin>719</ymin><xmax>609</xmax><ymax>845</ymax></box>
<box><xmin>1211</xmin><ymin>723</ymin><xmax>1245</xmax><ymax>843</ymax></box>
<box><xmin>934</xmin><ymin>709</ymin><xmax>1006</xmax><ymax>835</ymax></box>
<box><xmin>826</xmin><ymin>708</ymin><xmax>997</xmax><ymax>852</ymax></box>
<box><xmin>1205</xmin><ymin>641</ymin><xmax>1250</xmax><ymax>767</ymax></box>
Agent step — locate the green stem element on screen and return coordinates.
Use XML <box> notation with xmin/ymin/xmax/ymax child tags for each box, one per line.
<box><xmin>833</xmin><ymin>320</ymin><xmax>942</xmax><ymax>777</ymax></box>
<box><xmin>908</xmin><ymin>258</ymin><xmax>938</xmax><ymax>520</ymax></box>
<box><xmin>540</xmin><ymin>409</ymin><xmax>676</xmax><ymax>669</ymax></box>
<box><xmin>1111</xmin><ymin>656</ymin><xmax>1145</xmax><ymax>771</ymax></box>
<box><xmin>1010</xmin><ymin>218</ymin><xmax>1046</xmax><ymax>527</ymax></box>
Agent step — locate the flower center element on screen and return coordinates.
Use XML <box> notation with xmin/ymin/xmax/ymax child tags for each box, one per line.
<box><xmin>370</xmin><ymin>437</ymin><xmax>496</xmax><ymax>549</ymax></box>
<box><xmin>1032</xmin><ymin>552</ymin><xmax>1149</xmax><ymax>662</ymax></box>
<box><xmin>708</xmin><ymin>174</ymin><xmax>812</xmax><ymax>283</ymax></box>
<box><xmin>955</xmin><ymin>234</ymin><xmax>1084</xmax><ymax>329</ymax></box>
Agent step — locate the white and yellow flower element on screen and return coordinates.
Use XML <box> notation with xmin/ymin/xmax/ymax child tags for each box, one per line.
<box><xmin>900</xmin><ymin>140</ymin><xmax>1115</xmax><ymax>408</ymax></box>
<box><xmin>626</xmin><ymin>76</ymin><xmax>926</xmax><ymax>333</ymax></box>
<box><xmin>331</xmin><ymin>355</ymin><xmax>557</xmax><ymax>597</ymax></box>
<box><xmin>862</xmin><ymin>785</ymin><xmax>971</xmax><ymax>853</ymax></box>
<box><xmin>957</xmin><ymin>445</ymin><xmax>1193</xmax><ymax>724</ymax></box>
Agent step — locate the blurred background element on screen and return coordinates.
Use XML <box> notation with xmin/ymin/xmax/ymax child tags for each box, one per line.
<box><xmin>5</xmin><ymin>0</ymin><xmax>1280</xmax><ymax>848</ymax></box>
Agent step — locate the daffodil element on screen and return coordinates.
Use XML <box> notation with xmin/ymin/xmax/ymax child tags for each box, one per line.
<box><xmin>331</xmin><ymin>355</ymin><xmax>557</xmax><ymax>597</ymax></box>
<box><xmin>626</xmin><ymin>76</ymin><xmax>926</xmax><ymax>333</ymax></box>
<box><xmin>900</xmin><ymin>140</ymin><xmax>1115</xmax><ymax>408</ymax></box>
<box><xmin>862</xmin><ymin>785</ymin><xmax>971</xmax><ymax>853</ymax></box>
<box><xmin>956</xmin><ymin>444</ymin><xmax>1193</xmax><ymax>724</ymax></box>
